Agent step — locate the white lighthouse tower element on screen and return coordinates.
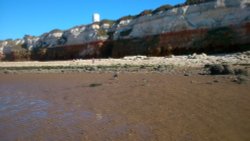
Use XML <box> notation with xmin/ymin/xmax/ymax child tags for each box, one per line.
<box><xmin>92</xmin><ymin>13</ymin><xmax>100</xmax><ymax>23</ymax></box>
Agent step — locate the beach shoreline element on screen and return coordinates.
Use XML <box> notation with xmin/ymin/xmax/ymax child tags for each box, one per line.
<box><xmin>0</xmin><ymin>52</ymin><xmax>249</xmax><ymax>74</ymax></box>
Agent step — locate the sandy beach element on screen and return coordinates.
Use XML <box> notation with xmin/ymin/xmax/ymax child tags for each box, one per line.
<box><xmin>0</xmin><ymin>73</ymin><xmax>250</xmax><ymax>141</ymax></box>
<box><xmin>0</xmin><ymin>52</ymin><xmax>250</xmax><ymax>141</ymax></box>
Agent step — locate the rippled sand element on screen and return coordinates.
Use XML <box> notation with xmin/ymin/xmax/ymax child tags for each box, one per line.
<box><xmin>0</xmin><ymin>73</ymin><xmax>249</xmax><ymax>141</ymax></box>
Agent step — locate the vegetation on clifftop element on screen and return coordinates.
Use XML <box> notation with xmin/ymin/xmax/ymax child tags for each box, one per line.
<box><xmin>185</xmin><ymin>0</ymin><xmax>215</xmax><ymax>5</ymax></box>
<box><xmin>152</xmin><ymin>4</ymin><xmax>173</xmax><ymax>14</ymax></box>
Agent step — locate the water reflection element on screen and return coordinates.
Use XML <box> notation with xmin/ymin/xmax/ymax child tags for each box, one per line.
<box><xmin>0</xmin><ymin>88</ymin><xmax>153</xmax><ymax>140</ymax></box>
<box><xmin>0</xmin><ymin>95</ymin><xmax>49</xmax><ymax>117</ymax></box>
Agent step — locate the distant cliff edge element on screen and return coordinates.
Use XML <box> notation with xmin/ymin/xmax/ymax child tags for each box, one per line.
<box><xmin>1</xmin><ymin>0</ymin><xmax>250</xmax><ymax>61</ymax></box>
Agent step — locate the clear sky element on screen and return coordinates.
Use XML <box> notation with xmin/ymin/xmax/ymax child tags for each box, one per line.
<box><xmin>0</xmin><ymin>0</ymin><xmax>185</xmax><ymax>40</ymax></box>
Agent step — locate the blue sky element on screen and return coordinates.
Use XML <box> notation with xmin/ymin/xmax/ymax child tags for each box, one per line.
<box><xmin>0</xmin><ymin>0</ymin><xmax>185</xmax><ymax>40</ymax></box>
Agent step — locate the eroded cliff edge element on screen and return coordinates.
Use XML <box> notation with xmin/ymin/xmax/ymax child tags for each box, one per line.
<box><xmin>0</xmin><ymin>0</ymin><xmax>250</xmax><ymax>61</ymax></box>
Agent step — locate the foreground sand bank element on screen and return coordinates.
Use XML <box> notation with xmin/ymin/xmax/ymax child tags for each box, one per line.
<box><xmin>0</xmin><ymin>73</ymin><xmax>249</xmax><ymax>141</ymax></box>
<box><xmin>1</xmin><ymin>52</ymin><xmax>249</xmax><ymax>140</ymax></box>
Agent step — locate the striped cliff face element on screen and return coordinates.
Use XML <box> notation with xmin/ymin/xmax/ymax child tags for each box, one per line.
<box><xmin>35</xmin><ymin>22</ymin><xmax>249</xmax><ymax>60</ymax></box>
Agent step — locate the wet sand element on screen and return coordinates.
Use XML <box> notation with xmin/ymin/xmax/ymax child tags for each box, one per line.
<box><xmin>0</xmin><ymin>73</ymin><xmax>250</xmax><ymax>141</ymax></box>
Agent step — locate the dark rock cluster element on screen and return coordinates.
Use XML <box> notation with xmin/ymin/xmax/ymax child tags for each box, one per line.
<box><xmin>205</xmin><ymin>64</ymin><xmax>249</xmax><ymax>76</ymax></box>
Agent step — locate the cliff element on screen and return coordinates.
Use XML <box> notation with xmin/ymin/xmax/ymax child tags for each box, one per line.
<box><xmin>1</xmin><ymin>0</ymin><xmax>250</xmax><ymax>61</ymax></box>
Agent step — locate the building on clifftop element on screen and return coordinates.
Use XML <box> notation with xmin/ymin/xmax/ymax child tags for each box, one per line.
<box><xmin>92</xmin><ymin>13</ymin><xmax>100</xmax><ymax>23</ymax></box>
